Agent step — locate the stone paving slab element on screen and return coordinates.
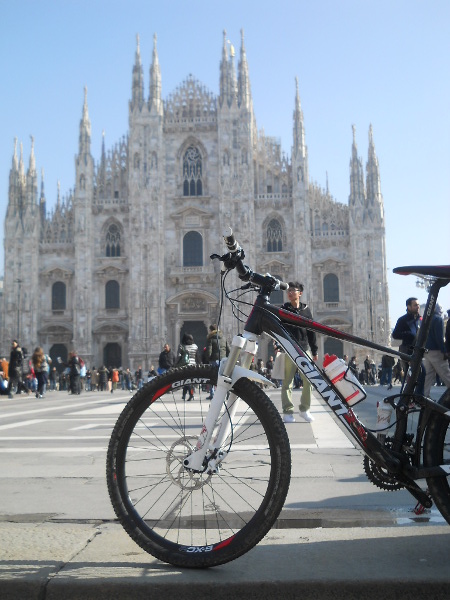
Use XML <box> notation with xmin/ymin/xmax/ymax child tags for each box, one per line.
<box><xmin>0</xmin><ymin>522</ymin><xmax>449</xmax><ymax>599</ymax></box>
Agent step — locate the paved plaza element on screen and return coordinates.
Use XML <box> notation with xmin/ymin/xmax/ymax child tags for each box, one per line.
<box><xmin>0</xmin><ymin>383</ymin><xmax>449</xmax><ymax>598</ymax></box>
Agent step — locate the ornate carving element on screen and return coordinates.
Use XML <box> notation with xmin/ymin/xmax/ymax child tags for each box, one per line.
<box><xmin>181</xmin><ymin>297</ymin><xmax>206</xmax><ymax>312</ymax></box>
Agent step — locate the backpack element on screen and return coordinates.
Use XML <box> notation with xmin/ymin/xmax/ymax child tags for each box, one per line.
<box><xmin>176</xmin><ymin>344</ymin><xmax>189</xmax><ymax>367</ymax></box>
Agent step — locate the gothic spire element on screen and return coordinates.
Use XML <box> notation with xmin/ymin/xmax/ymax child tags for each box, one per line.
<box><xmin>238</xmin><ymin>29</ymin><xmax>252</xmax><ymax>109</ymax></box>
<box><xmin>366</xmin><ymin>124</ymin><xmax>382</xmax><ymax>204</ymax></box>
<box><xmin>28</xmin><ymin>135</ymin><xmax>36</xmax><ymax>174</ymax></box>
<box><xmin>8</xmin><ymin>138</ymin><xmax>20</xmax><ymax>210</ymax></box>
<box><xmin>228</xmin><ymin>39</ymin><xmax>237</xmax><ymax>107</ymax></box>
<box><xmin>219</xmin><ymin>30</ymin><xmax>228</xmax><ymax>107</ymax></box>
<box><xmin>12</xmin><ymin>137</ymin><xmax>18</xmax><ymax>171</ymax></box>
<box><xmin>149</xmin><ymin>33</ymin><xmax>162</xmax><ymax>113</ymax></box>
<box><xmin>39</xmin><ymin>168</ymin><xmax>46</xmax><ymax>222</ymax></box>
<box><xmin>293</xmin><ymin>77</ymin><xmax>305</xmax><ymax>158</ymax></box>
<box><xmin>26</xmin><ymin>135</ymin><xmax>37</xmax><ymax>205</ymax></box>
<box><xmin>349</xmin><ymin>125</ymin><xmax>365</xmax><ymax>206</ymax></box>
<box><xmin>40</xmin><ymin>168</ymin><xmax>45</xmax><ymax>202</ymax></box>
<box><xmin>219</xmin><ymin>30</ymin><xmax>237</xmax><ymax>108</ymax></box>
<box><xmin>19</xmin><ymin>141</ymin><xmax>25</xmax><ymax>178</ymax></box>
<box><xmin>131</xmin><ymin>33</ymin><xmax>144</xmax><ymax>110</ymax></box>
<box><xmin>78</xmin><ymin>86</ymin><xmax>92</xmax><ymax>159</ymax></box>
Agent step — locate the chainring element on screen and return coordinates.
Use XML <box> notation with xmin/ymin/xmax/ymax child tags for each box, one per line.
<box><xmin>363</xmin><ymin>455</ymin><xmax>404</xmax><ymax>491</ymax></box>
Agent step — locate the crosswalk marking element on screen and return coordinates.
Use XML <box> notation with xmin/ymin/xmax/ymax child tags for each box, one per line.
<box><xmin>0</xmin><ymin>419</ymin><xmax>47</xmax><ymax>431</ymax></box>
<box><xmin>0</xmin><ymin>390</ymin><xmax>355</xmax><ymax>452</ymax></box>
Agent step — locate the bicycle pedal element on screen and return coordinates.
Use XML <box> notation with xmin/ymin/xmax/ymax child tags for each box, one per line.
<box><xmin>413</xmin><ymin>502</ymin><xmax>426</xmax><ymax>515</ymax></box>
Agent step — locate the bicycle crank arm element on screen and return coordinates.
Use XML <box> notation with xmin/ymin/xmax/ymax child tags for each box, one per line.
<box><xmin>394</xmin><ymin>474</ymin><xmax>433</xmax><ymax>509</ymax></box>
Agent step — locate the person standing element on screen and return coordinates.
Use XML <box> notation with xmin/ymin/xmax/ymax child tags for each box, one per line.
<box><xmin>7</xmin><ymin>340</ymin><xmax>26</xmax><ymax>398</ymax></box>
<box><xmin>49</xmin><ymin>366</ymin><xmax>58</xmax><ymax>391</ymax></box>
<box><xmin>31</xmin><ymin>347</ymin><xmax>49</xmax><ymax>398</ymax></box>
<box><xmin>68</xmin><ymin>352</ymin><xmax>81</xmax><ymax>394</ymax></box>
<box><xmin>380</xmin><ymin>354</ymin><xmax>395</xmax><ymax>389</ymax></box>
<box><xmin>266</xmin><ymin>355</ymin><xmax>275</xmax><ymax>383</ymax></box>
<box><xmin>363</xmin><ymin>356</ymin><xmax>371</xmax><ymax>384</ymax></box>
<box><xmin>111</xmin><ymin>368</ymin><xmax>119</xmax><ymax>393</ymax></box>
<box><xmin>158</xmin><ymin>344</ymin><xmax>175</xmax><ymax>374</ymax></box>
<box><xmin>181</xmin><ymin>333</ymin><xmax>199</xmax><ymax>401</ymax></box>
<box><xmin>392</xmin><ymin>297</ymin><xmax>421</xmax><ymax>368</ymax></box>
<box><xmin>423</xmin><ymin>304</ymin><xmax>450</xmax><ymax>396</ymax></box>
<box><xmin>392</xmin><ymin>296</ymin><xmax>424</xmax><ymax>393</ymax></box>
<box><xmin>91</xmin><ymin>367</ymin><xmax>99</xmax><ymax>391</ymax></box>
<box><xmin>98</xmin><ymin>365</ymin><xmax>109</xmax><ymax>391</ymax></box>
<box><xmin>280</xmin><ymin>281</ymin><xmax>318</xmax><ymax>423</ymax></box>
<box><xmin>348</xmin><ymin>356</ymin><xmax>358</xmax><ymax>378</ymax></box>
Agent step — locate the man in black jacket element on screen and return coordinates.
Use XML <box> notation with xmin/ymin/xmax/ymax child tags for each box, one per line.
<box><xmin>7</xmin><ymin>340</ymin><xmax>25</xmax><ymax>398</ymax></box>
<box><xmin>158</xmin><ymin>344</ymin><xmax>175</xmax><ymax>374</ymax></box>
<box><xmin>392</xmin><ymin>296</ymin><xmax>423</xmax><ymax>391</ymax></box>
<box><xmin>281</xmin><ymin>281</ymin><xmax>318</xmax><ymax>423</ymax></box>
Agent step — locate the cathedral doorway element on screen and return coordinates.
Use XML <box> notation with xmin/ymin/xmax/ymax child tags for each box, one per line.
<box><xmin>103</xmin><ymin>343</ymin><xmax>122</xmax><ymax>368</ymax></box>
<box><xmin>180</xmin><ymin>321</ymin><xmax>208</xmax><ymax>354</ymax></box>
<box><xmin>323</xmin><ymin>337</ymin><xmax>344</xmax><ymax>359</ymax></box>
<box><xmin>49</xmin><ymin>344</ymin><xmax>68</xmax><ymax>373</ymax></box>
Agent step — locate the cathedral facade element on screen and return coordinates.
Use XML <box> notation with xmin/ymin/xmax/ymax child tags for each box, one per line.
<box><xmin>1</xmin><ymin>31</ymin><xmax>389</xmax><ymax>370</ymax></box>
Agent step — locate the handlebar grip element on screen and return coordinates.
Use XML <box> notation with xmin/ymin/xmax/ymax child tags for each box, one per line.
<box><xmin>223</xmin><ymin>228</ymin><xmax>239</xmax><ymax>252</ymax></box>
<box><xmin>279</xmin><ymin>281</ymin><xmax>289</xmax><ymax>291</ymax></box>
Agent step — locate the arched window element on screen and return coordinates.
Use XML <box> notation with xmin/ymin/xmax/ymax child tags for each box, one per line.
<box><xmin>324</xmin><ymin>273</ymin><xmax>339</xmax><ymax>302</ymax></box>
<box><xmin>52</xmin><ymin>282</ymin><xmax>66</xmax><ymax>310</ymax></box>
<box><xmin>183</xmin><ymin>146</ymin><xmax>203</xmax><ymax>196</ymax></box>
<box><xmin>267</xmin><ymin>219</ymin><xmax>283</xmax><ymax>252</ymax></box>
<box><xmin>106</xmin><ymin>224</ymin><xmax>121</xmax><ymax>257</ymax></box>
<box><xmin>183</xmin><ymin>231</ymin><xmax>203</xmax><ymax>267</ymax></box>
<box><xmin>105</xmin><ymin>280</ymin><xmax>120</xmax><ymax>309</ymax></box>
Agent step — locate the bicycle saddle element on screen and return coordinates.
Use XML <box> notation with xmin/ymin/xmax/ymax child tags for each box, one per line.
<box><xmin>394</xmin><ymin>265</ymin><xmax>450</xmax><ymax>279</ymax></box>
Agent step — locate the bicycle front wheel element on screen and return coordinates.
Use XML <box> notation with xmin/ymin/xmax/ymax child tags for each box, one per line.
<box><xmin>106</xmin><ymin>365</ymin><xmax>291</xmax><ymax>567</ymax></box>
<box><xmin>423</xmin><ymin>388</ymin><xmax>450</xmax><ymax>524</ymax></box>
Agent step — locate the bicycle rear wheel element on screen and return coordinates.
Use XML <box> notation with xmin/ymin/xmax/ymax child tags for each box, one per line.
<box><xmin>106</xmin><ymin>365</ymin><xmax>291</xmax><ymax>567</ymax></box>
<box><xmin>423</xmin><ymin>388</ymin><xmax>450</xmax><ymax>524</ymax></box>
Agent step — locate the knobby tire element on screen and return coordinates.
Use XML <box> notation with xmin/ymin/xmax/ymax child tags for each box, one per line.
<box><xmin>106</xmin><ymin>365</ymin><xmax>291</xmax><ymax>568</ymax></box>
<box><xmin>424</xmin><ymin>388</ymin><xmax>450</xmax><ymax>524</ymax></box>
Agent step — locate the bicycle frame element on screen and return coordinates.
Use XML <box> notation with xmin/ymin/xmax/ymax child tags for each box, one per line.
<box><xmin>184</xmin><ymin>276</ymin><xmax>450</xmax><ymax>506</ymax></box>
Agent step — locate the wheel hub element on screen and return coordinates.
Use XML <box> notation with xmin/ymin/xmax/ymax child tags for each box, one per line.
<box><xmin>166</xmin><ymin>436</ymin><xmax>212</xmax><ymax>490</ymax></box>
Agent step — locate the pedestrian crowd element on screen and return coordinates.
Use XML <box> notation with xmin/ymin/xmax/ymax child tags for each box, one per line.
<box><xmin>0</xmin><ymin>340</ymin><xmax>159</xmax><ymax>399</ymax></box>
<box><xmin>1</xmin><ymin>299</ymin><xmax>449</xmax><ymax>410</ymax></box>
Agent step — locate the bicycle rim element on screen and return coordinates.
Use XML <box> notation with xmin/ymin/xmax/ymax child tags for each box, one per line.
<box><xmin>106</xmin><ymin>365</ymin><xmax>291</xmax><ymax>567</ymax></box>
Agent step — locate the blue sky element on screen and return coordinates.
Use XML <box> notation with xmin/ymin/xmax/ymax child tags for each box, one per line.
<box><xmin>1</xmin><ymin>0</ymin><xmax>449</xmax><ymax>327</ymax></box>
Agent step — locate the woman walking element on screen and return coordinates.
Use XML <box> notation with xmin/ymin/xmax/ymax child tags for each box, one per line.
<box><xmin>32</xmin><ymin>347</ymin><xmax>49</xmax><ymax>398</ymax></box>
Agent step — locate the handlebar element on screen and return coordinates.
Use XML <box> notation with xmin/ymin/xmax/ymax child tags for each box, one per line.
<box><xmin>216</xmin><ymin>228</ymin><xmax>289</xmax><ymax>292</ymax></box>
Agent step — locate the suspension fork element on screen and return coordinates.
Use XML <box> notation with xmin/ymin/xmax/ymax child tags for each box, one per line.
<box><xmin>182</xmin><ymin>334</ymin><xmax>258</xmax><ymax>473</ymax></box>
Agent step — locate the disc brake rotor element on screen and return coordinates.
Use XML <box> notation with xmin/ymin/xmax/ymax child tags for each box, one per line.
<box><xmin>166</xmin><ymin>436</ymin><xmax>212</xmax><ymax>490</ymax></box>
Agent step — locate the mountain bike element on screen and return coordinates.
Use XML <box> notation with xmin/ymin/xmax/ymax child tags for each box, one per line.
<box><xmin>106</xmin><ymin>230</ymin><xmax>450</xmax><ymax>568</ymax></box>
